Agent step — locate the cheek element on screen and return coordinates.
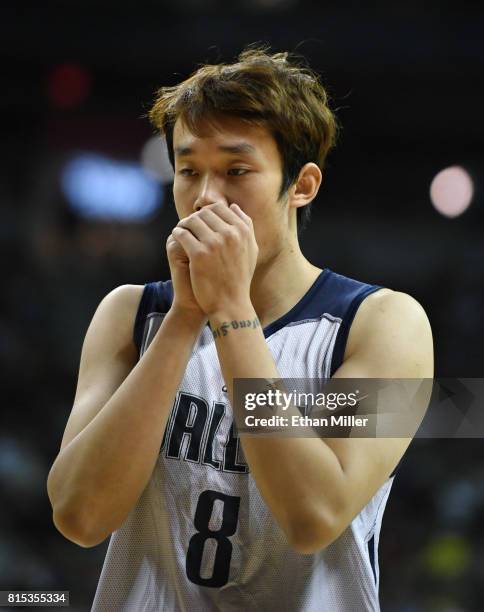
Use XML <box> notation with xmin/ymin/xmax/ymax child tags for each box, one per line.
<box><xmin>173</xmin><ymin>183</ymin><xmax>191</xmax><ymax>218</ymax></box>
<box><xmin>250</xmin><ymin>207</ymin><xmax>286</xmax><ymax>252</ymax></box>
<box><xmin>173</xmin><ymin>180</ymin><xmax>185</xmax><ymax>202</ymax></box>
<box><xmin>237</xmin><ymin>177</ymin><xmax>280</xmax><ymax>214</ymax></box>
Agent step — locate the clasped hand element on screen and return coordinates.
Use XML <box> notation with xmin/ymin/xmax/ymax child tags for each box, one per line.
<box><xmin>168</xmin><ymin>202</ymin><xmax>259</xmax><ymax>317</ymax></box>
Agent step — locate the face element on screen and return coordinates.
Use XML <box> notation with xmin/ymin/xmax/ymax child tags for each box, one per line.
<box><xmin>172</xmin><ymin>114</ymin><xmax>292</xmax><ymax>263</ymax></box>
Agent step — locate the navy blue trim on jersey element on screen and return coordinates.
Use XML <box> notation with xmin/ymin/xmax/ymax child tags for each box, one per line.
<box><xmin>331</xmin><ymin>281</ymin><xmax>382</xmax><ymax>376</ymax></box>
<box><xmin>262</xmin><ymin>269</ymin><xmax>331</xmax><ymax>339</ymax></box>
<box><xmin>261</xmin><ymin>268</ymin><xmax>382</xmax><ymax>374</ymax></box>
<box><xmin>367</xmin><ymin>534</ymin><xmax>377</xmax><ymax>584</ymax></box>
<box><xmin>133</xmin><ymin>280</ymin><xmax>174</xmax><ymax>358</ymax></box>
<box><xmin>263</xmin><ymin>269</ymin><xmax>382</xmax><ymax>348</ymax></box>
<box><xmin>133</xmin><ymin>285</ymin><xmax>152</xmax><ymax>357</ymax></box>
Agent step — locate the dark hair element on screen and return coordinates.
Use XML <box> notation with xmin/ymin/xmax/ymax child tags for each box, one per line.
<box><xmin>149</xmin><ymin>44</ymin><xmax>338</xmax><ymax>228</ymax></box>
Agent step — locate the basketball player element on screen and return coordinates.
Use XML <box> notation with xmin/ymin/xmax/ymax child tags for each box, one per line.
<box><xmin>47</xmin><ymin>47</ymin><xmax>433</xmax><ymax>611</ymax></box>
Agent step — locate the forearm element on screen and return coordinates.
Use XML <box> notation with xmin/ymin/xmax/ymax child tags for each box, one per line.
<box><xmin>209</xmin><ymin>306</ymin><xmax>348</xmax><ymax>551</ymax></box>
<box><xmin>48</xmin><ymin>307</ymin><xmax>204</xmax><ymax>546</ymax></box>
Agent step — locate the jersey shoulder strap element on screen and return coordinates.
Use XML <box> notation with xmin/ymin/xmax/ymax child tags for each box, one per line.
<box><xmin>318</xmin><ymin>269</ymin><xmax>383</xmax><ymax>375</ymax></box>
<box><xmin>133</xmin><ymin>280</ymin><xmax>174</xmax><ymax>358</ymax></box>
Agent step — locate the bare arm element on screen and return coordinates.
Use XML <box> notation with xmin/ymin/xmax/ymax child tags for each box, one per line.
<box><xmin>47</xmin><ymin>284</ymin><xmax>205</xmax><ymax>547</ymax></box>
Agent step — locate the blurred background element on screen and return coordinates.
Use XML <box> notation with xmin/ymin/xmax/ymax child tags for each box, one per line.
<box><xmin>1</xmin><ymin>1</ymin><xmax>484</xmax><ymax>610</ymax></box>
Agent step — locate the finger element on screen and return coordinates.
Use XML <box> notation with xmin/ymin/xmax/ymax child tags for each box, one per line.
<box><xmin>206</xmin><ymin>202</ymin><xmax>246</xmax><ymax>227</ymax></box>
<box><xmin>167</xmin><ymin>233</ymin><xmax>186</xmax><ymax>253</ymax></box>
<box><xmin>177</xmin><ymin>214</ymin><xmax>217</xmax><ymax>242</ymax></box>
<box><xmin>167</xmin><ymin>232</ymin><xmax>178</xmax><ymax>244</ymax></box>
<box><xmin>166</xmin><ymin>233</ymin><xmax>177</xmax><ymax>248</ymax></box>
<box><xmin>229</xmin><ymin>203</ymin><xmax>253</xmax><ymax>227</ymax></box>
<box><xmin>171</xmin><ymin>226</ymin><xmax>201</xmax><ymax>257</ymax></box>
<box><xmin>196</xmin><ymin>207</ymin><xmax>231</xmax><ymax>233</ymax></box>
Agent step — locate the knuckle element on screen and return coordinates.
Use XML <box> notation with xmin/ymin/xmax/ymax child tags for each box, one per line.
<box><xmin>204</xmin><ymin>238</ymin><xmax>217</xmax><ymax>251</ymax></box>
<box><xmin>197</xmin><ymin>245</ymin><xmax>210</xmax><ymax>259</ymax></box>
<box><xmin>214</xmin><ymin>233</ymin><xmax>224</xmax><ymax>245</ymax></box>
<box><xmin>178</xmin><ymin>215</ymin><xmax>194</xmax><ymax>226</ymax></box>
<box><xmin>219</xmin><ymin>233</ymin><xmax>231</xmax><ymax>246</ymax></box>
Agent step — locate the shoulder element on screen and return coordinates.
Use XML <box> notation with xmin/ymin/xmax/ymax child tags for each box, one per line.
<box><xmin>343</xmin><ymin>289</ymin><xmax>434</xmax><ymax>377</ymax></box>
<box><xmin>97</xmin><ymin>284</ymin><xmax>145</xmax><ymax>317</ymax></box>
<box><xmin>348</xmin><ymin>289</ymin><xmax>431</xmax><ymax>337</ymax></box>
<box><xmin>86</xmin><ymin>284</ymin><xmax>145</xmax><ymax>350</ymax></box>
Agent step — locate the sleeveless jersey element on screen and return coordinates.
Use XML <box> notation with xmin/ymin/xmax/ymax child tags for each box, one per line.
<box><xmin>92</xmin><ymin>268</ymin><xmax>393</xmax><ymax>612</ymax></box>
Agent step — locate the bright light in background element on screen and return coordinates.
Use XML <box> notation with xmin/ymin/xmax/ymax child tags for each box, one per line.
<box><xmin>62</xmin><ymin>154</ymin><xmax>162</xmax><ymax>221</ymax></box>
<box><xmin>140</xmin><ymin>135</ymin><xmax>174</xmax><ymax>184</ymax></box>
<box><xmin>430</xmin><ymin>165</ymin><xmax>474</xmax><ymax>218</ymax></box>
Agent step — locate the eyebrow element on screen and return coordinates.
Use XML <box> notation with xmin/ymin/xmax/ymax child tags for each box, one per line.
<box><xmin>174</xmin><ymin>143</ymin><xmax>257</xmax><ymax>157</ymax></box>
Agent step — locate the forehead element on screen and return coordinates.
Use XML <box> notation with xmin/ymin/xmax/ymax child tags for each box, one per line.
<box><xmin>172</xmin><ymin>115</ymin><xmax>280</xmax><ymax>162</ymax></box>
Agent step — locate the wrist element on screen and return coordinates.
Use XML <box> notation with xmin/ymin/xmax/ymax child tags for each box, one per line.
<box><xmin>207</xmin><ymin>301</ymin><xmax>256</xmax><ymax>324</ymax></box>
<box><xmin>168</xmin><ymin>303</ymin><xmax>207</xmax><ymax>331</ymax></box>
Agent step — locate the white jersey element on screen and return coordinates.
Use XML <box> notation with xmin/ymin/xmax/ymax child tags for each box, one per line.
<box><xmin>92</xmin><ymin>268</ymin><xmax>394</xmax><ymax>612</ymax></box>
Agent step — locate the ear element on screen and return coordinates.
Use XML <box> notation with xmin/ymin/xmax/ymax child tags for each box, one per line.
<box><xmin>288</xmin><ymin>163</ymin><xmax>322</xmax><ymax>210</ymax></box>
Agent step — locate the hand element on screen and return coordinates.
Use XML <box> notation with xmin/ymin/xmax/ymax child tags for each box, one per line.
<box><xmin>166</xmin><ymin>232</ymin><xmax>206</xmax><ymax>322</ymax></box>
<box><xmin>171</xmin><ymin>202</ymin><xmax>258</xmax><ymax>316</ymax></box>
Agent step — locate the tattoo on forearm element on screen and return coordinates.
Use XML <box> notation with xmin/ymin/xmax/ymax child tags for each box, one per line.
<box><xmin>210</xmin><ymin>317</ymin><xmax>261</xmax><ymax>339</ymax></box>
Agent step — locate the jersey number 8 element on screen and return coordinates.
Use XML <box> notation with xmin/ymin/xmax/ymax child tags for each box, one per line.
<box><xmin>186</xmin><ymin>490</ymin><xmax>241</xmax><ymax>588</ymax></box>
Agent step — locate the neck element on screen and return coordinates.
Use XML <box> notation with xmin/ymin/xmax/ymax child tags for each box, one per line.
<box><xmin>249</xmin><ymin>241</ymin><xmax>322</xmax><ymax>329</ymax></box>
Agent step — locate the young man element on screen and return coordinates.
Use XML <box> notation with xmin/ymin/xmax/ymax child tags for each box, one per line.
<box><xmin>47</xmin><ymin>47</ymin><xmax>433</xmax><ymax>611</ymax></box>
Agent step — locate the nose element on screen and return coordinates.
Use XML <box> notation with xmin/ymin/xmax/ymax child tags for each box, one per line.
<box><xmin>193</xmin><ymin>175</ymin><xmax>228</xmax><ymax>212</ymax></box>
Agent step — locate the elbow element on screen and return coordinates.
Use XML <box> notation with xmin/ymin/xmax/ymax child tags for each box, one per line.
<box><xmin>286</xmin><ymin>509</ymin><xmax>344</xmax><ymax>555</ymax></box>
<box><xmin>47</xmin><ymin>471</ymin><xmax>112</xmax><ymax>548</ymax></box>
<box><xmin>52</xmin><ymin>504</ymin><xmax>109</xmax><ymax>548</ymax></box>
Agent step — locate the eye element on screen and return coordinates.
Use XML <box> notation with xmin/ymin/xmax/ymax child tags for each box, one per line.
<box><xmin>179</xmin><ymin>168</ymin><xmax>196</xmax><ymax>177</ymax></box>
<box><xmin>227</xmin><ymin>168</ymin><xmax>249</xmax><ymax>176</ymax></box>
